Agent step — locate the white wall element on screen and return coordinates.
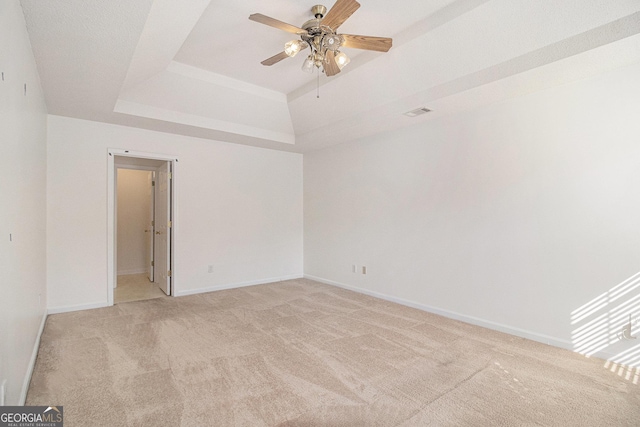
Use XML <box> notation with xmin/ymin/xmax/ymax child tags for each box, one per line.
<box><xmin>117</xmin><ymin>169</ymin><xmax>152</xmax><ymax>275</ymax></box>
<box><xmin>47</xmin><ymin>116</ymin><xmax>303</xmax><ymax>311</ymax></box>
<box><xmin>304</xmin><ymin>62</ymin><xmax>640</xmax><ymax>364</ymax></box>
<box><xmin>0</xmin><ymin>0</ymin><xmax>48</xmax><ymax>405</ymax></box>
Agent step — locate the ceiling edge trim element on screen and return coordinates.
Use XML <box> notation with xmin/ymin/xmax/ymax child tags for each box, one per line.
<box><xmin>114</xmin><ymin>99</ymin><xmax>295</xmax><ymax>145</ymax></box>
<box><xmin>167</xmin><ymin>61</ymin><xmax>287</xmax><ymax>103</ymax></box>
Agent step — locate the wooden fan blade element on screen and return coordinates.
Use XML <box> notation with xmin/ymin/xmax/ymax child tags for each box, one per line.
<box><xmin>341</xmin><ymin>34</ymin><xmax>392</xmax><ymax>52</ymax></box>
<box><xmin>261</xmin><ymin>51</ymin><xmax>289</xmax><ymax>66</ymax></box>
<box><xmin>249</xmin><ymin>13</ymin><xmax>306</xmax><ymax>35</ymax></box>
<box><xmin>260</xmin><ymin>43</ymin><xmax>307</xmax><ymax>66</ymax></box>
<box><xmin>323</xmin><ymin>50</ymin><xmax>341</xmax><ymax>76</ymax></box>
<box><xmin>322</xmin><ymin>0</ymin><xmax>361</xmax><ymax>30</ymax></box>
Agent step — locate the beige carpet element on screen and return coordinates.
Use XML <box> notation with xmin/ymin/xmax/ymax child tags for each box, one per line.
<box><xmin>27</xmin><ymin>279</ymin><xmax>640</xmax><ymax>426</ymax></box>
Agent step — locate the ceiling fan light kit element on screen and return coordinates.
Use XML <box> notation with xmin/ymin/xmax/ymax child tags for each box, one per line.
<box><xmin>249</xmin><ymin>0</ymin><xmax>392</xmax><ymax>77</ymax></box>
<box><xmin>284</xmin><ymin>40</ymin><xmax>305</xmax><ymax>57</ymax></box>
<box><xmin>335</xmin><ymin>51</ymin><xmax>350</xmax><ymax>69</ymax></box>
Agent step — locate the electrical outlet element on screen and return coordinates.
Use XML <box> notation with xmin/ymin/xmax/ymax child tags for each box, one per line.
<box><xmin>618</xmin><ymin>314</ymin><xmax>638</xmax><ymax>340</ymax></box>
<box><xmin>208</xmin><ymin>265</ymin><xmax>214</xmax><ymax>274</ymax></box>
<box><xmin>352</xmin><ymin>265</ymin><xmax>357</xmax><ymax>273</ymax></box>
<box><xmin>362</xmin><ymin>266</ymin><xmax>367</xmax><ymax>274</ymax></box>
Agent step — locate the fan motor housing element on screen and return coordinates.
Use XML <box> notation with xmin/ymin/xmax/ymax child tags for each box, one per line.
<box><xmin>302</xmin><ymin>18</ymin><xmax>323</xmax><ymax>31</ymax></box>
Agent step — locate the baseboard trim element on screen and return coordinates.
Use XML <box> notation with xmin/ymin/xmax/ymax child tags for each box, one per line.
<box><xmin>47</xmin><ymin>274</ymin><xmax>304</xmax><ymax>311</ymax></box>
<box><xmin>47</xmin><ymin>301</ymin><xmax>109</xmax><ymax>315</ymax></box>
<box><xmin>174</xmin><ymin>274</ymin><xmax>304</xmax><ymax>297</ymax></box>
<box><xmin>304</xmin><ymin>274</ymin><xmax>581</xmax><ymax>353</ymax></box>
<box><xmin>19</xmin><ymin>310</ymin><xmax>48</xmax><ymax>405</ymax></box>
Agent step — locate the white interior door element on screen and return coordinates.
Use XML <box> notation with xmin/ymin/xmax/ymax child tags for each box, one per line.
<box><xmin>146</xmin><ymin>171</ymin><xmax>155</xmax><ymax>282</ymax></box>
<box><xmin>154</xmin><ymin>162</ymin><xmax>171</xmax><ymax>295</ymax></box>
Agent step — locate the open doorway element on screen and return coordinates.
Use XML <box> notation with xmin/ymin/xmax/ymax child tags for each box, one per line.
<box><xmin>107</xmin><ymin>150</ymin><xmax>177</xmax><ymax>306</ymax></box>
<box><xmin>115</xmin><ymin>168</ymin><xmax>164</xmax><ymax>303</ymax></box>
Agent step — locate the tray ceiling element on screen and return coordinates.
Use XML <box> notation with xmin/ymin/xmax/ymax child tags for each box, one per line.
<box><xmin>20</xmin><ymin>0</ymin><xmax>640</xmax><ymax>152</ymax></box>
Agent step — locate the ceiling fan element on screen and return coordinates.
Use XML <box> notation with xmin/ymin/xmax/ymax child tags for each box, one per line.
<box><xmin>249</xmin><ymin>0</ymin><xmax>392</xmax><ymax>77</ymax></box>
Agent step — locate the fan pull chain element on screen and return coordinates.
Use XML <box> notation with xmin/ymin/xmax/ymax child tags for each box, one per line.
<box><xmin>317</xmin><ymin>68</ymin><xmax>320</xmax><ymax>99</ymax></box>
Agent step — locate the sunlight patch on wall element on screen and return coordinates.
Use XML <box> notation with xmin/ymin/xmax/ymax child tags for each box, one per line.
<box><xmin>571</xmin><ymin>271</ymin><xmax>640</xmax><ymax>373</ymax></box>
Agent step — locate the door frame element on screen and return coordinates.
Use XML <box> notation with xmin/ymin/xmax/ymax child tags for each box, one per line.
<box><xmin>148</xmin><ymin>170</ymin><xmax>155</xmax><ymax>282</ymax></box>
<box><xmin>107</xmin><ymin>149</ymin><xmax>178</xmax><ymax>306</ymax></box>
<box><xmin>154</xmin><ymin>161</ymin><xmax>172</xmax><ymax>296</ymax></box>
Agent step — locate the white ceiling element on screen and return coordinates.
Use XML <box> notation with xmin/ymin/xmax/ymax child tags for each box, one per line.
<box><xmin>19</xmin><ymin>0</ymin><xmax>640</xmax><ymax>153</ymax></box>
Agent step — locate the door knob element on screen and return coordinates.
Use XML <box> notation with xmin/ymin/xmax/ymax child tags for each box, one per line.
<box><xmin>156</xmin><ymin>231</ymin><xmax>161</xmax><ymax>235</ymax></box>
<box><xmin>144</xmin><ymin>229</ymin><xmax>151</xmax><ymax>232</ymax></box>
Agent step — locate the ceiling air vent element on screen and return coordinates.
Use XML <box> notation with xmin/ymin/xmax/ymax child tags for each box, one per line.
<box><xmin>404</xmin><ymin>107</ymin><xmax>432</xmax><ymax>117</ymax></box>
